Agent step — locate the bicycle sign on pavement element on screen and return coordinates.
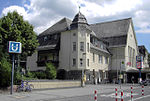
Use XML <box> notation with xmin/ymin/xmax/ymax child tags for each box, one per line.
<box><xmin>8</xmin><ymin>41</ymin><xmax>22</xmax><ymax>53</ymax></box>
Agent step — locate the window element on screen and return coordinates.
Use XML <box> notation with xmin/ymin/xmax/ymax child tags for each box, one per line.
<box><xmin>132</xmin><ymin>49</ymin><xmax>135</xmax><ymax>67</ymax></box>
<box><xmin>87</xmin><ymin>43</ymin><xmax>89</xmax><ymax>52</ymax></box>
<box><xmin>80</xmin><ymin>58</ymin><xmax>83</xmax><ymax>67</ymax></box>
<box><xmin>100</xmin><ymin>44</ymin><xmax>104</xmax><ymax>49</ymax></box>
<box><xmin>128</xmin><ymin>46</ymin><xmax>132</xmax><ymax>66</ymax></box>
<box><xmin>95</xmin><ymin>39</ymin><xmax>98</xmax><ymax>47</ymax></box>
<box><xmin>99</xmin><ymin>55</ymin><xmax>103</xmax><ymax>63</ymax></box>
<box><xmin>105</xmin><ymin>57</ymin><xmax>108</xmax><ymax>64</ymax></box>
<box><xmin>80</xmin><ymin>42</ymin><xmax>84</xmax><ymax>51</ymax></box>
<box><xmin>73</xmin><ymin>42</ymin><xmax>76</xmax><ymax>51</ymax></box>
<box><xmin>73</xmin><ymin>58</ymin><xmax>76</xmax><ymax>66</ymax></box>
<box><xmin>73</xmin><ymin>33</ymin><xmax>76</xmax><ymax>36</ymax></box>
<box><xmin>87</xmin><ymin>33</ymin><xmax>89</xmax><ymax>37</ymax></box>
<box><xmin>44</xmin><ymin>36</ymin><xmax>48</xmax><ymax>41</ymax></box>
<box><xmin>80</xmin><ymin>33</ymin><xmax>85</xmax><ymax>37</ymax></box>
<box><xmin>93</xmin><ymin>53</ymin><xmax>95</xmax><ymax>62</ymax></box>
<box><xmin>87</xmin><ymin>59</ymin><xmax>89</xmax><ymax>66</ymax></box>
<box><xmin>54</xmin><ymin>34</ymin><xmax>57</xmax><ymax>39</ymax></box>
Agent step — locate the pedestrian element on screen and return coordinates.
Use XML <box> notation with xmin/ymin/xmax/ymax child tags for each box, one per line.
<box><xmin>131</xmin><ymin>76</ymin><xmax>134</xmax><ymax>84</ymax></box>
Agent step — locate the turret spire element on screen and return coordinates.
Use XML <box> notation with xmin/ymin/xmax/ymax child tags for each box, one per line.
<box><xmin>79</xmin><ymin>6</ymin><xmax>81</xmax><ymax>12</ymax></box>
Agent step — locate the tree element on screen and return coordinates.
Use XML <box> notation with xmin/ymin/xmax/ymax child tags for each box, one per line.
<box><xmin>0</xmin><ymin>11</ymin><xmax>39</xmax><ymax>88</ymax></box>
<box><xmin>0</xmin><ymin>55</ymin><xmax>11</xmax><ymax>87</ymax></box>
<box><xmin>148</xmin><ymin>53</ymin><xmax>150</xmax><ymax>67</ymax></box>
<box><xmin>0</xmin><ymin>11</ymin><xmax>39</xmax><ymax>60</ymax></box>
<box><xmin>45</xmin><ymin>62</ymin><xmax>57</xmax><ymax>79</ymax></box>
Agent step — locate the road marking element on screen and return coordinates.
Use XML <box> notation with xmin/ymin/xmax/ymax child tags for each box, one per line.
<box><xmin>101</xmin><ymin>92</ymin><xmax>138</xmax><ymax>98</ymax></box>
<box><xmin>14</xmin><ymin>95</ymin><xmax>25</xmax><ymax>99</ymax></box>
<box><xmin>129</xmin><ymin>94</ymin><xmax>150</xmax><ymax>101</ymax></box>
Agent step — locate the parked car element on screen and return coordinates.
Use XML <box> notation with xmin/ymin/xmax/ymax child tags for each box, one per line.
<box><xmin>140</xmin><ymin>79</ymin><xmax>150</xmax><ymax>86</ymax></box>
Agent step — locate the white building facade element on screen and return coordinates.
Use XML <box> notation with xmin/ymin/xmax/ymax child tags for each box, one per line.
<box><xmin>27</xmin><ymin>12</ymin><xmax>149</xmax><ymax>83</ymax></box>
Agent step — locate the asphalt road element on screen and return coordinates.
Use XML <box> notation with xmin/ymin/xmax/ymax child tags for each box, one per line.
<box><xmin>1</xmin><ymin>84</ymin><xmax>150</xmax><ymax>101</ymax></box>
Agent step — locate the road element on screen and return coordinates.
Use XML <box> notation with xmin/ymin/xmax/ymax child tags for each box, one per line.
<box><xmin>0</xmin><ymin>84</ymin><xmax>150</xmax><ymax>101</ymax></box>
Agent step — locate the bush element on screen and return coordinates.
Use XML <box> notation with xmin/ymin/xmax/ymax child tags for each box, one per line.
<box><xmin>14</xmin><ymin>70</ymin><xmax>22</xmax><ymax>85</ymax></box>
<box><xmin>25</xmin><ymin>69</ymin><xmax>34</xmax><ymax>78</ymax></box>
<box><xmin>45</xmin><ymin>62</ymin><xmax>56</xmax><ymax>79</ymax></box>
<box><xmin>0</xmin><ymin>56</ymin><xmax>11</xmax><ymax>88</ymax></box>
<box><xmin>33</xmin><ymin>71</ymin><xmax>46</xmax><ymax>79</ymax></box>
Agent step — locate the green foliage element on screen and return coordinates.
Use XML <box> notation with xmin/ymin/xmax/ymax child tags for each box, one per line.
<box><xmin>0</xmin><ymin>11</ymin><xmax>39</xmax><ymax>60</ymax></box>
<box><xmin>0</xmin><ymin>56</ymin><xmax>11</xmax><ymax>88</ymax></box>
<box><xmin>14</xmin><ymin>68</ymin><xmax>37</xmax><ymax>85</ymax></box>
<box><xmin>45</xmin><ymin>63</ymin><xmax>57</xmax><ymax>79</ymax></box>
<box><xmin>14</xmin><ymin>70</ymin><xmax>22</xmax><ymax>85</ymax></box>
<box><xmin>0</xmin><ymin>11</ymin><xmax>39</xmax><ymax>87</ymax></box>
<box><xmin>33</xmin><ymin>71</ymin><xmax>46</xmax><ymax>79</ymax></box>
<box><xmin>148</xmin><ymin>53</ymin><xmax>150</xmax><ymax>67</ymax></box>
<box><xmin>26</xmin><ymin>70</ymin><xmax>34</xmax><ymax>78</ymax></box>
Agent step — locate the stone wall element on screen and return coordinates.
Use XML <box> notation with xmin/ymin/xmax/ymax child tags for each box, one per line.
<box><xmin>28</xmin><ymin>80</ymin><xmax>81</xmax><ymax>89</ymax></box>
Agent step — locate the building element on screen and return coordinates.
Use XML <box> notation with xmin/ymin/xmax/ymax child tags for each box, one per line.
<box><xmin>138</xmin><ymin>45</ymin><xmax>150</xmax><ymax>80</ymax></box>
<box><xmin>27</xmin><ymin>11</ymin><xmax>147</xmax><ymax>83</ymax></box>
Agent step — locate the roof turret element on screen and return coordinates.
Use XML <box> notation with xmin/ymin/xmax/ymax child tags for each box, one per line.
<box><xmin>70</xmin><ymin>12</ymin><xmax>89</xmax><ymax>29</ymax></box>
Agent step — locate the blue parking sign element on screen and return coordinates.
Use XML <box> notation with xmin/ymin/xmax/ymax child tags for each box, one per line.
<box><xmin>8</xmin><ymin>41</ymin><xmax>22</xmax><ymax>53</ymax></box>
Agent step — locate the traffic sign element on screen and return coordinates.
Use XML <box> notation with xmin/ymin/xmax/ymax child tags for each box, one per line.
<box><xmin>136</xmin><ymin>55</ymin><xmax>143</xmax><ymax>69</ymax></box>
<box><xmin>136</xmin><ymin>62</ymin><xmax>141</xmax><ymax>69</ymax></box>
<box><xmin>136</xmin><ymin>56</ymin><xmax>142</xmax><ymax>62</ymax></box>
<box><xmin>8</xmin><ymin>41</ymin><xmax>22</xmax><ymax>53</ymax></box>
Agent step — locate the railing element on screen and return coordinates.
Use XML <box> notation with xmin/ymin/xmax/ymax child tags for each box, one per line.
<box><xmin>37</xmin><ymin>60</ymin><xmax>59</xmax><ymax>66</ymax></box>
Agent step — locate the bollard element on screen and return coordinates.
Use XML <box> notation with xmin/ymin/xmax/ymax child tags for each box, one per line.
<box><xmin>94</xmin><ymin>90</ymin><xmax>97</xmax><ymax>101</ymax></box>
<box><xmin>142</xmin><ymin>85</ymin><xmax>144</xmax><ymax>96</ymax></box>
<box><xmin>121</xmin><ymin>91</ymin><xmax>123</xmax><ymax>101</ymax></box>
<box><xmin>131</xmin><ymin>86</ymin><xmax>133</xmax><ymax>101</ymax></box>
<box><xmin>115</xmin><ymin>88</ymin><xmax>118</xmax><ymax>101</ymax></box>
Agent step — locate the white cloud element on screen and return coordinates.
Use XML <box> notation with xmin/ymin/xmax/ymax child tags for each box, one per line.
<box><xmin>2</xmin><ymin>5</ymin><xmax>28</xmax><ymax>19</ymax></box>
<box><xmin>1</xmin><ymin>0</ymin><xmax>150</xmax><ymax>35</ymax></box>
<box><xmin>24</xmin><ymin>0</ymin><xmax>78</xmax><ymax>34</ymax></box>
<box><xmin>78</xmin><ymin>0</ymin><xmax>142</xmax><ymax>17</ymax></box>
<box><xmin>136</xmin><ymin>29</ymin><xmax>150</xmax><ymax>34</ymax></box>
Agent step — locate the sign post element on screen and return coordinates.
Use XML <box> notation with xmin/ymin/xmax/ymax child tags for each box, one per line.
<box><xmin>136</xmin><ymin>55</ymin><xmax>143</xmax><ymax>82</ymax></box>
<box><xmin>11</xmin><ymin>54</ymin><xmax>15</xmax><ymax>95</ymax></box>
<box><xmin>8</xmin><ymin>41</ymin><xmax>22</xmax><ymax>94</ymax></box>
<box><xmin>119</xmin><ymin>61</ymin><xmax>124</xmax><ymax>89</ymax></box>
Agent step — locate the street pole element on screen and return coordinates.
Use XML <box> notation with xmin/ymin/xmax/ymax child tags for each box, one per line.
<box><xmin>139</xmin><ymin>68</ymin><xmax>142</xmax><ymax>82</ymax></box>
<box><xmin>10</xmin><ymin>54</ymin><xmax>15</xmax><ymax>94</ymax></box>
<box><xmin>117</xmin><ymin>64</ymin><xmax>118</xmax><ymax>83</ymax></box>
<box><xmin>120</xmin><ymin>62</ymin><xmax>121</xmax><ymax>89</ymax></box>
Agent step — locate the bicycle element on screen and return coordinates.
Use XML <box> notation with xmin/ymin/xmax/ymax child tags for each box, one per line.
<box><xmin>24</xmin><ymin>81</ymin><xmax>34</xmax><ymax>92</ymax></box>
<box><xmin>16</xmin><ymin>80</ymin><xmax>25</xmax><ymax>92</ymax></box>
<box><xmin>16</xmin><ymin>81</ymin><xmax>34</xmax><ymax>92</ymax></box>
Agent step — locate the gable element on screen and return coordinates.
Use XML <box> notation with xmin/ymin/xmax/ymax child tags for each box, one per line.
<box><xmin>90</xmin><ymin>18</ymin><xmax>131</xmax><ymax>38</ymax></box>
<box><xmin>39</xmin><ymin>17</ymin><xmax>72</xmax><ymax>36</ymax></box>
<box><xmin>127</xmin><ymin>21</ymin><xmax>138</xmax><ymax>49</ymax></box>
<box><xmin>90</xmin><ymin>18</ymin><xmax>131</xmax><ymax>47</ymax></box>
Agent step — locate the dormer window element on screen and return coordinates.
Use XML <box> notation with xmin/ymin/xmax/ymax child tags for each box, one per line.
<box><xmin>44</xmin><ymin>36</ymin><xmax>48</xmax><ymax>41</ymax></box>
<box><xmin>54</xmin><ymin>34</ymin><xmax>57</xmax><ymax>40</ymax></box>
<box><xmin>100</xmin><ymin>44</ymin><xmax>104</xmax><ymax>49</ymax></box>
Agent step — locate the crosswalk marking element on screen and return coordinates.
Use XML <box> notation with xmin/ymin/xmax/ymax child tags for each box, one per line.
<box><xmin>129</xmin><ymin>94</ymin><xmax>150</xmax><ymax>101</ymax></box>
<box><xmin>101</xmin><ymin>92</ymin><xmax>138</xmax><ymax>98</ymax></box>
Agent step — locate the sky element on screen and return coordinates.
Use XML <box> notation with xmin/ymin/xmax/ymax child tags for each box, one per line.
<box><xmin>0</xmin><ymin>0</ymin><xmax>150</xmax><ymax>52</ymax></box>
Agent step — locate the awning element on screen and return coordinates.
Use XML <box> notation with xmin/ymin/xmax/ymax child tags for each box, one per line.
<box><xmin>126</xmin><ymin>67</ymin><xmax>150</xmax><ymax>73</ymax></box>
<box><xmin>126</xmin><ymin>67</ymin><xmax>139</xmax><ymax>73</ymax></box>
